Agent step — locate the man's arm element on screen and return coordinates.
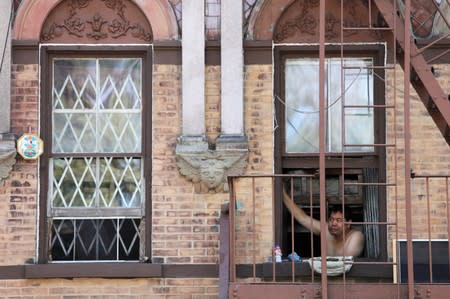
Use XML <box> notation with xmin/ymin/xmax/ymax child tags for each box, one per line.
<box><xmin>343</xmin><ymin>230</ymin><xmax>365</xmax><ymax>257</ymax></box>
<box><xmin>282</xmin><ymin>189</ymin><xmax>321</xmax><ymax>235</ymax></box>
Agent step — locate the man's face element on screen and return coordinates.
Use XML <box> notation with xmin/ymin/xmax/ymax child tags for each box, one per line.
<box><xmin>328</xmin><ymin>211</ymin><xmax>349</xmax><ymax>237</ymax></box>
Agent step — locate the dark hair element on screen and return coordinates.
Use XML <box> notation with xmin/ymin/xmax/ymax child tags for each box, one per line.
<box><xmin>328</xmin><ymin>205</ymin><xmax>353</xmax><ymax>221</ymax></box>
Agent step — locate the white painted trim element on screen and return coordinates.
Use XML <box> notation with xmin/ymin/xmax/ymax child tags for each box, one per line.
<box><xmin>181</xmin><ymin>0</ymin><xmax>205</xmax><ymax>135</ymax></box>
<box><xmin>221</xmin><ymin>1</ymin><xmax>244</xmax><ymax>135</ymax></box>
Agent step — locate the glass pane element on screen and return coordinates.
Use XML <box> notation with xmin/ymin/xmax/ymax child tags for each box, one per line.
<box><xmin>98</xmin><ymin>112</ymin><xmax>141</xmax><ymax>153</ymax></box>
<box><xmin>50</xmin><ymin>218</ymin><xmax>140</xmax><ymax>261</ymax></box>
<box><xmin>53</xmin><ymin>112</ymin><xmax>96</xmax><ymax>153</ymax></box>
<box><xmin>99</xmin><ymin>157</ymin><xmax>142</xmax><ymax>208</ymax></box>
<box><xmin>52</xmin><ymin>58</ymin><xmax>142</xmax><ymax>154</ymax></box>
<box><xmin>99</xmin><ymin>59</ymin><xmax>142</xmax><ymax>109</ymax></box>
<box><xmin>285</xmin><ymin>58</ymin><xmax>374</xmax><ymax>153</ymax></box>
<box><xmin>119</xmin><ymin>219</ymin><xmax>141</xmax><ymax>260</ymax></box>
<box><xmin>51</xmin><ymin>157</ymin><xmax>141</xmax><ymax>209</ymax></box>
<box><xmin>285</xmin><ymin>59</ymin><xmax>320</xmax><ymax>153</ymax></box>
<box><xmin>327</xmin><ymin>60</ymin><xmax>342</xmax><ymax>152</ymax></box>
<box><xmin>53</xmin><ymin>59</ymin><xmax>96</xmax><ymax>110</ymax></box>
<box><xmin>50</xmin><ymin>219</ymin><xmax>75</xmax><ymax>261</ymax></box>
<box><xmin>51</xmin><ymin>158</ymin><xmax>96</xmax><ymax>208</ymax></box>
<box><xmin>342</xmin><ymin>58</ymin><xmax>374</xmax><ymax>152</ymax></box>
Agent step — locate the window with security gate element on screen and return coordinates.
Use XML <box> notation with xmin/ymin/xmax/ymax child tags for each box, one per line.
<box><xmin>274</xmin><ymin>47</ymin><xmax>387</xmax><ymax>260</ymax></box>
<box><xmin>40</xmin><ymin>49</ymin><xmax>152</xmax><ymax>262</ymax></box>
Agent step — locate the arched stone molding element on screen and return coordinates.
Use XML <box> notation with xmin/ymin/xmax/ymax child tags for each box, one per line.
<box><xmin>246</xmin><ymin>0</ymin><xmax>291</xmax><ymax>40</ymax></box>
<box><xmin>248</xmin><ymin>0</ymin><xmax>384</xmax><ymax>42</ymax></box>
<box><xmin>13</xmin><ymin>0</ymin><xmax>179</xmax><ymax>41</ymax></box>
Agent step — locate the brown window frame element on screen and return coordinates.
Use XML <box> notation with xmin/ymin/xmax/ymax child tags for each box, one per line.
<box><xmin>38</xmin><ymin>45</ymin><xmax>153</xmax><ymax>265</ymax></box>
<box><xmin>274</xmin><ymin>45</ymin><xmax>388</xmax><ymax>261</ymax></box>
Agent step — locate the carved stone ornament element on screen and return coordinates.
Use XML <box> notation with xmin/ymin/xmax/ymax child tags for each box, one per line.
<box><xmin>176</xmin><ymin>150</ymin><xmax>248</xmax><ymax>193</ymax></box>
<box><xmin>41</xmin><ymin>0</ymin><xmax>153</xmax><ymax>43</ymax></box>
<box><xmin>0</xmin><ymin>140</ymin><xmax>16</xmax><ymax>181</ymax></box>
<box><xmin>273</xmin><ymin>0</ymin><xmax>384</xmax><ymax>43</ymax></box>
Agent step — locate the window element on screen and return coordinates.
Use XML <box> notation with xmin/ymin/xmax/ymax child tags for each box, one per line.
<box><xmin>40</xmin><ymin>48</ymin><xmax>151</xmax><ymax>262</ymax></box>
<box><xmin>274</xmin><ymin>47</ymin><xmax>386</xmax><ymax>260</ymax></box>
<box><xmin>285</xmin><ymin>58</ymin><xmax>374</xmax><ymax>153</ymax></box>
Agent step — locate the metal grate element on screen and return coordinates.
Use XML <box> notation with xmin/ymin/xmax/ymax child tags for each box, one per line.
<box><xmin>52</xmin><ymin>58</ymin><xmax>142</xmax><ymax>154</ymax></box>
<box><xmin>50</xmin><ymin>218</ymin><xmax>141</xmax><ymax>261</ymax></box>
<box><xmin>51</xmin><ymin>157</ymin><xmax>142</xmax><ymax>209</ymax></box>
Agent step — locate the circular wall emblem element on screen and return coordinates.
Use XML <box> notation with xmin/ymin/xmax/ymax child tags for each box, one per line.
<box><xmin>17</xmin><ymin>133</ymin><xmax>44</xmax><ymax>160</ymax></box>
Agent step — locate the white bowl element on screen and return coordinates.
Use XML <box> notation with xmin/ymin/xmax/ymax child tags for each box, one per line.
<box><xmin>307</xmin><ymin>256</ymin><xmax>353</xmax><ymax>276</ymax></box>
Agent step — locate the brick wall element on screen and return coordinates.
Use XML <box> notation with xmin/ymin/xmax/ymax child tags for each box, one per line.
<box><xmin>0</xmin><ymin>63</ymin><xmax>226</xmax><ymax>296</ymax></box>
<box><xmin>0</xmin><ymin>278</ymin><xmax>218</xmax><ymax>299</ymax></box>
<box><xmin>386</xmin><ymin>64</ymin><xmax>450</xmax><ymax>249</ymax></box>
<box><xmin>2</xmin><ymin>57</ymin><xmax>450</xmax><ymax>295</ymax></box>
<box><xmin>10</xmin><ymin>65</ymin><xmax>38</xmax><ymax>136</ymax></box>
<box><xmin>233</xmin><ymin>64</ymin><xmax>274</xmax><ymax>264</ymax></box>
<box><xmin>0</xmin><ymin>64</ymin><xmax>39</xmax><ymax>265</ymax></box>
<box><xmin>151</xmin><ymin>64</ymin><xmax>226</xmax><ymax>264</ymax></box>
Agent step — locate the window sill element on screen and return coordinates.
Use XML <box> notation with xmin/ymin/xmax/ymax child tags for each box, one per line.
<box><xmin>236</xmin><ymin>262</ymin><xmax>393</xmax><ymax>281</ymax></box>
<box><xmin>0</xmin><ymin>263</ymin><xmax>219</xmax><ymax>279</ymax></box>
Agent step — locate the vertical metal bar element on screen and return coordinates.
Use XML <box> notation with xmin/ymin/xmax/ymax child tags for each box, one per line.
<box><xmin>272</xmin><ymin>176</ymin><xmax>276</xmax><ymax>282</ymax></box>
<box><xmin>219</xmin><ymin>201</ymin><xmax>230</xmax><ymax>299</ymax></box>
<box><xmin>392</xmin><ymin>1</ymin><xmax>401</xmax><ymax>297</ymax></box>
<box><xmin>252</xmin><ymin>177</ymin><xmax>256</xmax><ymax>281</ymax></box>
<box><xmin>319</xmin><ymin>0</ymin><xmax>328</xmax><ymax>296</ymax></box>
<box><xmin>116</xmin><ymin>219</ymin><xmax>120</xmax><ymax>260</ymax></box>
<box><xmin>229</xmin><ymin>177</ymin><xmax>236</xmax><ymax>282</ymax></box>
<box><xmin>339</xmin><ymin>2</ymin><xmax>347</xmax><ymax>297</ymax></box>
<box><xmin>426</xmin><ymin>177</ymin><xmax>433</xmax><ymax>282</ymax></box>
<box><xmin>96</xmin><ymin>219</ymin><xmax>100</xmax><ymax>260</ymax></box>
<box><xmin>290</xmin><ymin>177</ymin><xmax>295</xmax><ymax>282</ymax></box>
<box><xmin>403</xmin><ymin>0</ymin><xmax>415</xmax><ymax>297</ymax></box>
<box><xmin>447</xmin><ymin>177</ymin><xmax>450</xmax><ymax>280</ymax></box>
<box><xmin>309</xmin><ymin>177</ymin><xmax>314</xmax><ymax>282</ymax></box>
<box><xmin>73</xmin><ymin>219</ymin><xmax>76</xmax><ymax>260</ymax></box>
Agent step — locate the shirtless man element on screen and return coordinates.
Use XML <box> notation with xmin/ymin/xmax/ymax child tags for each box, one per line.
<box><xmin>282</xmin><ymin>190</ymin><xmax>364</xmax><ymax>257</ymax></box>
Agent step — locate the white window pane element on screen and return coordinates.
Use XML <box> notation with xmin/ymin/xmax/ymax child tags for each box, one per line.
<box><xmin>51</xmin><ymin>158</ymin><xmax>96</xmax><ymax>208</ymax></box>
<box><xmin>99</xmin><ymin>59</ymin><xmax>142</xmax><ymax>109</ymax></box>
<box><xmin>285</xmin><ymin>58</ymin><xmax>375</xmax><ymax>153</ymax></box>
<box><xmin>341</xmin><ymin>58</ymin><xmax>374</xmax><ymax>152</ymax></box>
<box><xmin>53</xmin><ymin>113</ymin><xmax>97</xmax><ymax>153</ymax></box>
<box><xmin>98</xmin><ymin>112</ymin><xmax>141</xmax><ymax>153</ymax></box>
<box><xmin>98</xmin><ymin>158</ymin><xmax>142</xmax><ymax>208</ymax></box>
<box><xmin>52</xmin><ymin>58</ymin><xmax>142</xmax><ymax>154</ymax></box>
<box><xmin>53</xmin><ymin>59</ymin><xmax>96</xmax><ymax>110</ymax></box>
<box><xmin>328</xmin><ymin>60</ymin><xmax>342</xmax><ymax>152</ymax></box>
<box><xmin>285</xmin><ymin>59</ymin><xmax>320</xmax><ymax>153</ymax></box>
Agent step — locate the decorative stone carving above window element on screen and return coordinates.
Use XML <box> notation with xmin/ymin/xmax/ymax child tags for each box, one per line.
<box><xmin>272</xmin><ymin>0</ymin><xmax>384</xmax><ymax>43</ymax></box>
<box><xmin>40</xmin><ymin>0</ymin><xmax>153</xmax><ymax>43</ymax></box>
<box><xmin>176</xmin><ymin>136</ymin><xmax>248</xmax><ymax>193</ymax></box>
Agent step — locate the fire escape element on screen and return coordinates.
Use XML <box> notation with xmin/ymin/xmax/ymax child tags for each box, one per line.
<box><xmin>220</xmin><ymin>1</ymin><xmax>450</xmax><ymax>298</ymax></box>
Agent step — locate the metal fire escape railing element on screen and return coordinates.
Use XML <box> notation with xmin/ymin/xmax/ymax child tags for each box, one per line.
<box><xmin>222</xmin><ymin>174</ymin><xmax>450</xmax><ymax>299</ymax></box>
<box><xmin>374</xmin><ymin>1</ymin><xmax>450</xmax><ymax>298</ymax></box>
<box><xmin>219</xmin><ymin>1</ymin><xmax>450</xmax><ymax>299</ymax></box>
<box><xmin>374</xmin><ymin>0</ymin><xmax>450</xmax><ymax>146</ymax></box>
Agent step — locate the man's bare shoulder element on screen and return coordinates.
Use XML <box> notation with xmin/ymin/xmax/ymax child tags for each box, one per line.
<box><xmin>347</xmin><ymin>229</ymin><xmax>364</xmax><ymax>242</ymax></box>
<box><xmin>344</xmin><ymin>229</ymin><xmax>365</xmax><ymax>256</ymax></box>
<box><xmin>349</xmin><ymin>229</ymin><xmax>364</xmax><ymax>238</ymax></box>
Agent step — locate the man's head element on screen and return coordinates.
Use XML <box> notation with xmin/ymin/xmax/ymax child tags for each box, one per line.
<box><xmin>327</xmin><ymin>205</ymin><xmax>352</xmax><ymax>238</ymax></box>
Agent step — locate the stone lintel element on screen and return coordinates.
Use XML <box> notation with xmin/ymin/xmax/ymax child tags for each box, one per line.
<box><xmin>175</xmin><ymin>135</ymin><xmax>209</xmax><ymax>153</ymax></box>
<box><xmin>216</xmin><ymin>134</ymin><xmax>248</xmax><ymax>151</ymax></box>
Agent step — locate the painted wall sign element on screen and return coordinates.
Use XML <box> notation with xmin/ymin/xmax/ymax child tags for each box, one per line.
<box><xmin>17</xmin><ymin>133</ymin><xmax>44</xmax><ymax>160</ymax></box>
